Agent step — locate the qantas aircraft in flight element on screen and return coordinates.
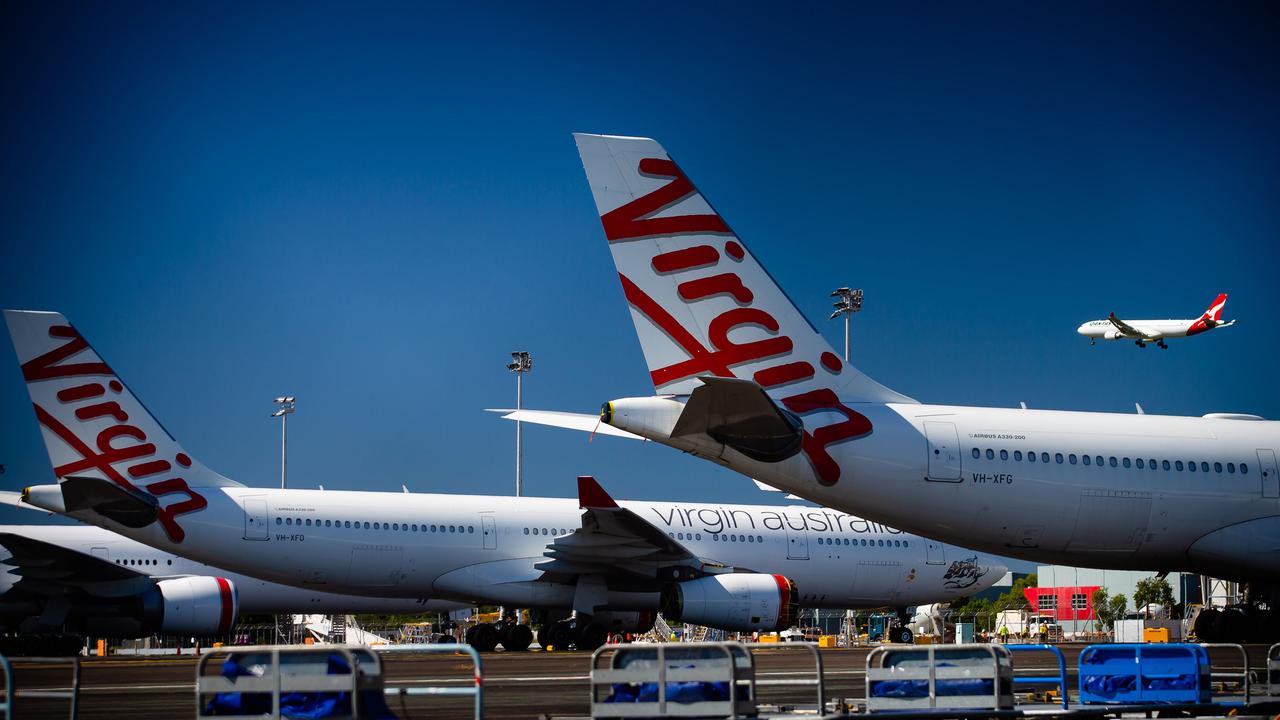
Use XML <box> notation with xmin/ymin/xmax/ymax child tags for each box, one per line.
<box><xmin>1076</xmin><ymin>293</ymin><xmax>1236</xmax><ymax>348</ymax></box>
<box><xmin>1</xmin><ymin>309</ymin><xmax>1004</xmax><ymax>649</ymax></box>
<box><xmin>514</xmin><ymin>134</ymin><xmax>1277</xmax><ymax>642</ymax></box>
<box><xmin>0</xmin><ymin>518</ymin><xmax>458</xmax><ymax>654</ymax></box>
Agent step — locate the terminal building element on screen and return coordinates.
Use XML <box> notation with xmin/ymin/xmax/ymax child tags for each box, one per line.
<box><xmin>1030</xmin><ymin>566</ymin><xmax>1203</xmax><ymax>636</ymax></box>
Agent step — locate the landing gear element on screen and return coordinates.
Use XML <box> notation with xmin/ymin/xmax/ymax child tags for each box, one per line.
<box><xmin>464</xmin><ymin>622</ymin><xmax>499</xmax><ymax>652</ymax></box>
<box><xmin>464</xmin><ymin>621</ymin><xmax>533</xmax><ymax>652</ymax></box>
<box><xmin>1157</xmin><ymin>340</ymin><xmax>1168</xmax><ymax>349</ymax></box>
<box><xmin>502</xmin><ymin>623</ymin><xmax>533</xmax><ymax>652</ymax></box>
<box><xmin>1135</xmin><ymin>340</ymin><xmax>1146</xmax><ymax>348</ymax></box>
<box><xmin>541</xmin><ymin>616</ymin><xmax>608</xmax><ymax>651</ymax></box>
<box><xmin>887</xmin><ymin>608</ymin><xmax>914</xmax><ymax>644</ymax></box>
<box><xmin>1090</xmin><ymin>339</ymin><xmax>1096</xmax><ymax>346</ymax></box>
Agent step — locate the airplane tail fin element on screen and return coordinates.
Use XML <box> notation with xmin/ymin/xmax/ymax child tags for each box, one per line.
<box><xmin>1200</xmin><ymin>293</ymin><xmax>1228</xmax><ymax>323</ymax></box>
<box><xmin>573</xmin><ymin>133</ymin><xmax>913</xmax><ymax>405</ymax></box>
<box><xmin>4</xmin><ymin>310</ymin><xmax>240</xmax><ymax>540</ymax></box>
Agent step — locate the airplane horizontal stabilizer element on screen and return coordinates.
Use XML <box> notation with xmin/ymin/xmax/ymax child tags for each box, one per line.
<box><xmin>59</xmin><ymin>475</ymin><xmax>159</xmax><ymax>529</ymax></box>
<box><xmin>488</xmin><ymin>408</ymin><xmax>645</xmax><ymax>440</ymax></box>
<box><xmin>673</xmin><ymin>377</ymin><xmax>804</xmax><ymax>463</ymax></box>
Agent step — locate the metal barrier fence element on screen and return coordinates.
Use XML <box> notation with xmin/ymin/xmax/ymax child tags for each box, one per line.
<box><xmin>741</xmin><ymin>641</ymin><xmax>825</xmax><ymax>712</ymax></box>
<box><xmin>378</xmin><ymin>644</ymin><xmax>483</xmax><ymax>720</ymax></box>
<box><xmin>1005</xmin><ymin>643</ymin><xmax>1068</xmax><ymax>709</ymax></box>
<box><xmin>0</xmin><ymin>655</ymin><xmax>80</xmax><ymax>720</ymax></box>
<box><xmin>1198</xmin><ymin>642</ymin><xmax>1250</xmax><ymax>704</ymax></box>
<box><xmin>589</xmin><ymin>641</ymin><xmax>756</xmax><ymax>718</ymax></box>
<box><xmin>865</xmin><ymin>643</ymin><xmax>1013</xmax><ymax>713</ymax></box>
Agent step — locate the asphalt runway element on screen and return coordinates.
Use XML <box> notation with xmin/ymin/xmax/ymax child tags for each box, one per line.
<box><xmin>3</xmin><ymin>643</ymin><xmax>1271</xmax><ymax>719</ymax></box>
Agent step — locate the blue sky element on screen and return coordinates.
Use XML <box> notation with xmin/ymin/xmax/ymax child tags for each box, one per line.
<box><xmin>2</xmin><ymin>2</ymin><xmax>1277</xmax><ymax>538</ymax></box>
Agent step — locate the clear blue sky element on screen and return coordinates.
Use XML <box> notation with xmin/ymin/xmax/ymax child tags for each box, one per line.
<box><xmin>2</xmin><ymin>2</ymin><xmax>1277</xmax><ymax>534</ymax></box>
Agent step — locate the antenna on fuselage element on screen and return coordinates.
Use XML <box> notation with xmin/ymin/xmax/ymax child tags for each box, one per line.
<box><xmin>1135</xmin><ymin>403</ymin><xmax>1145</xmax><ymax>415</ymax></box>
<box><xmin>1019</xmin><ymin>401</ymin><xmax>1027</xmax><ymax>410</ymax></box>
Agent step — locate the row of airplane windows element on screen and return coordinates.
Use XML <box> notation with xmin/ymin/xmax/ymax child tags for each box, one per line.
<box><xmin>972</xmin><ymin>447</ymin><xmax>1251</xmax><ymax>474</ymax></box>
<box><xmin>115</xmin><ymin>558</ymin><xmax>172</xmax><ymax>566</ymax></box>
<box><xmin>818</xmin><ymin>537</ymin><xmax>908</xmax><ymax>548</ymax></box>
<box><xmin>663</xmin><ymin>531</ymin><xmax>908</xmax><ymax>549</ymax></box>
<box><xmin>276</xmin><ymin>517</ymin><xmax>477</xmax><ymax>534</ymax></box>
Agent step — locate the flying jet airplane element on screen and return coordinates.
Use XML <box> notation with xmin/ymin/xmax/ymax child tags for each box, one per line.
<box><xmin>1076</xmin><ymin>293</ymin><xmax>1236</xmax><ymax>348</ymax></box>
<box><xmin>0</xmin><ymin>518</ymin><xmax>460</xmax><ymax>655</ymax></box>
<box><xmin>1</xmin><ymin>309</ymin><xmax>1004</xmax><ymax>649</ymax></box>
<box><xmin>511</xmin><ymin>133</ymin><xmax>1278</xmax><ymax>642</ymax></box>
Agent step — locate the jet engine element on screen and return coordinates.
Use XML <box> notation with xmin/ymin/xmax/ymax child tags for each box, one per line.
<box><xmin>1104</xmin><ymin>329</ymin><xmax>1124</xmax><ymax>340</ymax></box>
<box><xmin>141</xmin><ymin>577</ymin><xmax>238</xmax><ymax>635</ymax></box>
<box><xmin>661</xmin><ymin>574</ymin><xmax>797</xmax><ymax>632</ymax></box>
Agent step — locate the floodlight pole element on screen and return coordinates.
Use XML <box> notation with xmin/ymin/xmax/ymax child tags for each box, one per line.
<box><xmin>272</xmin><ymin>397</ymin><xmax>296</xmax><ymax>489</ymax></box>
<box><xmin>829</xmin><ymin>288</ymin><xmax>864</xmax><ymax>363</ymax></box>
<box><xmin>507</xmin><ymin>352</ymin><xmax>532</xmax><ymax>496</ymax></box>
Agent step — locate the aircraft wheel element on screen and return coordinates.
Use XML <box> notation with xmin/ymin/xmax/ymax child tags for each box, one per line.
<box><xmin>548</xmin><ymin>619</ymin><xmax>580</xmax><ymax>650</ymax></box>
<box><xmin>893</xmin><ymin>627</ymin><xmax>914</xmax><ymax>644</ymax></box>
<box><xmin>578</xmin><ymin>622</ymin><xmax>609</xmax><ymax>651</ymax></box>
<box><xmin>503</xmin><ymin>624</ymin><xmax>533</xmax><ymax>652</ymax></box>
<box><xmin>1212</xmin><ymin>609</ymin><xmax>1248</xmax><ymax>644</ymax></box>
<box><xmin>1193</xmin><ymin>608</ymin><xmax>1220</xmax><ymax>642</ymax></box>
<box><xmin>467</xmin><ymin>622</ymin><xmax>500</xmax><ymax>652</ymax></box>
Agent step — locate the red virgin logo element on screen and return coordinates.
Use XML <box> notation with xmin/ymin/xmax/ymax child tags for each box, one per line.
<box><xmin>603</xmin><ymin>159</ymin><xmax>872</xmax><ymax>486</ymax></box>
<box><xmin>22</xmin><ymin>325</ymin><xmax>208</xmax><ymax>542</ymax></box>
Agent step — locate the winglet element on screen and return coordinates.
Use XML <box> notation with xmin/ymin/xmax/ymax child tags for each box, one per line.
<box><xmin>577</xmin><ymin>475</ymin><xmax>618</xmax><ymax>509</ymax></box>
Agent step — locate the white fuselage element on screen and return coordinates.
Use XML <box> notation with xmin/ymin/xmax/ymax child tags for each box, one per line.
<box><xmin>1076</xmin><ymin>318</ymin><xmax>1210</xmax><ymax>340</ymax></box>
<box><xmin>41</xmin><ymin>490</ymin><xmax>1005</xmax><ymax>611</ymax></box>
<box><xmin>0</xmin><ymin>524</ymin><xmax>459</xmax><ymax>615</ymax></box>
<box><xmin>613</xmin><ymin>401</ymin><xmax>1279</xmax><ymax>580</ymax></box>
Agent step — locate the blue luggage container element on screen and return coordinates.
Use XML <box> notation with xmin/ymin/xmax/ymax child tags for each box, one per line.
<box><xmin>1078</xmin><ymin>643</ymin><xmax>1211</xmax><ymax>704</ymax></box>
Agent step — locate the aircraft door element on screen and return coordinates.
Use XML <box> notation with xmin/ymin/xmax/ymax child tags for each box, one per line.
<box><xmin>1260</xmin><ymin>449</ymin><xmax>1278</xmax><ymax>499</ymax></box>
<box><xmin>90</xmin><ymin>546</ymin><xmax>109</xmax><ymax>561</ymax></box>
<box><xmin>925</xmin><ymin>539</ymin><xmax>945</xmax><ymax>565</ymax></box>
<box><xmin>481</xmin><ymin>515</ymin><xmax>497</xmax><ymax>550</ymax></box>
<box><xmin>242</xmin><ymin>497</ymin><xmax>269</xmax><ymax>541</ymax></box>
<box><xmin>785</xmin><ymin>524</ymin><xmax>809</xmax><ymax>560</ymax></box>
<box><xmin>924</xmin><ymin>422</ymin><xmax>962</xmax><ymax>482</ymax></box>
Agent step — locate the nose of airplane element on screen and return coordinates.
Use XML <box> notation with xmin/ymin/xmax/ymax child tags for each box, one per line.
<box><xmin>1076</xmin><ymin>323</ymin><xmax>1089</xmax><ymax>335</ymax></box>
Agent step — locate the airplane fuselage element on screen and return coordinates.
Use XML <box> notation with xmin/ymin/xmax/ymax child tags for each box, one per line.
<box><xmin>33</xmin><ymin>489</ymin><xmax>1005</xmax><ymax>611</ymax></box>
<box><xmin>617</xmin><ymin>400</ymin><xmax>1279</xmax><ymax>580</ymax></box>
<box><xmin>1076</xmin><ymin>317</ymin><xmax>1229</xmax><ymax>341</ymax></box>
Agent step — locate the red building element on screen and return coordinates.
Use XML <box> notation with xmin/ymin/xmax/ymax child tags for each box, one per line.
<box><xmin>1023</xmin><ymin>585</ymin><xmax>1100</xmax><ymax>622</ymax></box>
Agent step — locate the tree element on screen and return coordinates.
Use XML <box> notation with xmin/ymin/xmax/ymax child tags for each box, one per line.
<box><xmin>996</xmin><ymin>573</ymin><xmax>1037</xmax><ymax>610</ymax></box>
<box><xmin>1133</xmin><ymin>577</ymin><xmax>1175</xmax><ymax>618</ymax></box>
<box><xmin>1092</xmin><ymin>587</ymin><xmax>1127</xmax><ymax>632</ymax></box>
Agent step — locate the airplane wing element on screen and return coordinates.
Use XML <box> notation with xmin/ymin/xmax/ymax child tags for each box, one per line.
<box><xmin>487</xmin><ymin>409</ymin><xmax>646</xmax><ymax>440</ymax></box>
<box><xmin>1107</xmin><ymin>313</ymin><xmax>1149</xmax><ymax>338</ymax></box>
<box><xmin>534</xmin><ymin>477</ymin><xmax>727</xmax><ymax>587</ymax></box>
<box><xmin>0</xmin><ymin>531</ymin><xmax>144</xmax><ymax>586</ymax></box>
<box><xmin>0</xmin><ymin>491</ymin><xmax>54</xmax><ymax>515</ymax></box>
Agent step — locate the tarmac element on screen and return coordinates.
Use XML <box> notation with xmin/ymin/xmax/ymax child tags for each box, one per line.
<box><xmin>2</xmin><ymin>643</ymin><xmax>1272</xmax><ymax>719</ymax></box>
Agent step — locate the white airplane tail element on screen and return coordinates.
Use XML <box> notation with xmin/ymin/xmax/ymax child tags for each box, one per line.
<box><xmin>573</xmin><ymin>134</ymin><xmax>913</xmax><ymax>405</ymax></box>
<box><xmin>4</xmin><ymin>310</ymin><xmax>240</xmax><ymax>542</ymax></box>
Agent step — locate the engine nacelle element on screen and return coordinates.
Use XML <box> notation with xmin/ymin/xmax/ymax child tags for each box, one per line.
<box><xmin>591</xmin><ymin>611</ymin><xmax>655</xmax><ymax>634</ymax></box>
<box><xmin>142</xmin><ymin>577</ymin><xmax>238</xmax><ymax>635</ymax></box>
<box><xmin>1104</xmin><ymin>329</ymin><xmax>1123</xmax><ymax>340</ymax></box>
<box><xmin>661</xmin><ymin>574</ymin><xmax>797</xmax><ymax>632</ymax></box>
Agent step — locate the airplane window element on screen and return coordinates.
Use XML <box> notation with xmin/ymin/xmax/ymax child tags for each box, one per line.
<box><xmin>1241</xmin><ymin>463</ymin><xmax>1248</xmax><ymax>474</ymax></box>
<box><xmin>392</xmin><ymin>523</ymin><xmax>399</xmax><ymax>531</ymax></box>
<box><xmin>1136</xmin><ymin>458</ymin><xmax>1144</xmax><ymax>469</ymax></box>
<box><xmin>1214</xmin><ymin>462</ymin><xmax>1223</xmax><ymax>473</ymax></box>
<box><xmin>1000</xmin><ymin>449</ymin><xmax>1008</xmax><ymax>460</ymax></box>
<box><xmin>696</xmin><ymin>534</ymin><xmax>702</xmax><ymax>541</ymax></box>
<box><xmin>1069</xmin><ymin>454</ymin><xmax>1077</xmax><ymax>465</ymax></box>
<box><xmin>523</xmin><ymin>528</ymin><xmax>529</xmax><ymax>535</ymax></box>
<box><xmin>1082</xmin><ymin>455</ymin><xmax>1091</xmax><ymax>466</ymax></box>
<box><xmin>167</xmin><ymin>559</ymin><xmax>172</xmax><ymax>565</ymax></box>
<box><xmin>276</xmin><ymin>517</ymin><xmax>282</xmax><ymax>525</ymax></box>
<box><xmin>1187</xmin><ymin>461</ymin><xmax>1196</xmax><ymax>472</ymax></box>
<box><xmin>1122</xmin><ymin>458</ymin><xmax>1131</xmax><ymax>468</ymax></box>
<box><xmin>972</xmin><ymin>448</ymin><xmax>980</xmax><ymax>459</ymax></box>
<box><xmin>878</xmin><ymin>539</ymin><xmax>885</xmax><ymax>546</ymax></box>
<box><xmin>758</xmin><ymin>536</ymin><xmax>763</xmax><ymax>543</ymax></box>
<box><xmin>412</xmin><ymin>524</ymin><xmax>418</xmax><ymax>531</ymax></box>
<box><xmin>429</xmin><ymin>524</ymin><xmax>436</xmax><ymax>532</ymax></box>
<box><xmin>1175</xmin><ymin>461</ymin><xmax>1184</xmax><ymax>471</ymax></box>
<box><xmin>375</xmin><ymin>522</ymin><xmax>383</xmax><ymax>530</ymax></box>
<box><xmin>1227</xmin><ymin>463</ymin><xmax>1235</xmax><ymax>474</ymax></box>
<box><xmin>903</xmin><ymin>541</ymin><xmax>908</xmax><ymax>548</ymax></box>
<box><xmin>748</xmin><ymin>535</ymin><xmax>755</xmax><ymax>543</ymax></box>
<box><xmin>1041</xmin><ymin>452</ymin><xmax>1050</xmax><ymax>463</ymax></box>
<box><xmin>1095</xmin><ymin>456</ymin><xmax>1103</xmax><ymax>466</ymax></box>
<box><xmin>1109</xmin><ymin>457</ymin><xmax>1117</xmax><ymax>467</ymax></box>
<box><xmin>1055</xmin><ymin>453</ymin><xmax>1064</xmax><ymax>464</ymax></box>
<box><xmin>1201</xmin><ymin>462</ymin><xmax>1209</xmax><ymax>472</ymax></box>
<box><xmin>1028</xmin><ymin>452</ymin><xmax>1037</xmax><ymax>463</ymax></box>
<box><xmin>677</xmin><ymin>532</ymin><xmax>683</xmax><ymax>540</ymax></box>
<box><xmin>1014</xmin><ymin>450</ymin><xmax>1023</xmax><ymax>461</ymax></box>
<box><xmin>986</xmin><ymin>449</ymin><xmax>994</xmax><ymax>459</ymax></box>
<box><xmin>286</xmin><ymin>518</ymin><xmax>293</xmax><ymax>526</ymax></box>
<box><xmin>1163</xmin><ymin>460</ymin><xmax>1170</xmax><ymax>471</ymax></box>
